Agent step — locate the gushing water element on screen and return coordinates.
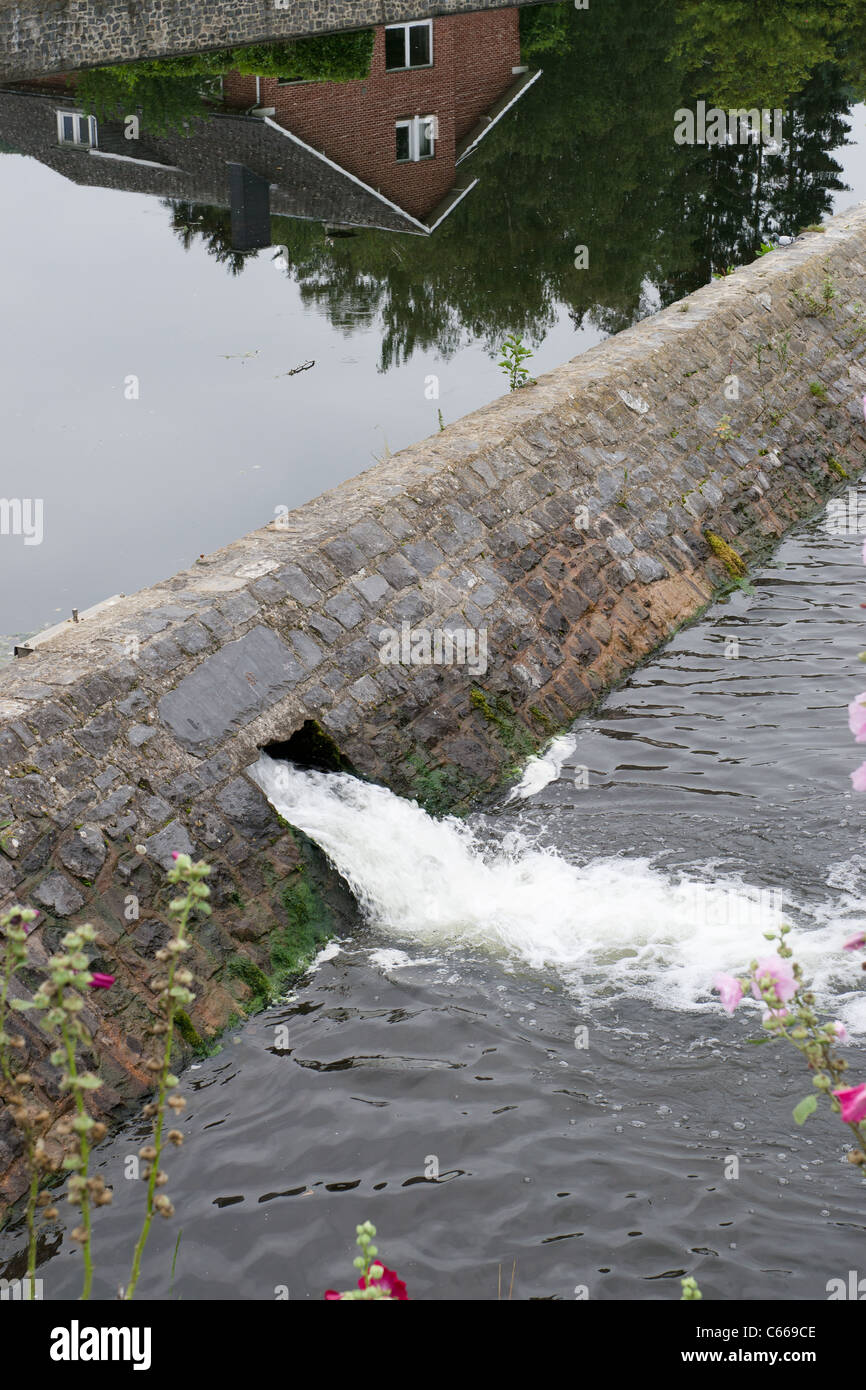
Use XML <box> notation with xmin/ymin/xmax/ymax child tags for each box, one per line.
<box><xmin>252</xmin><ymin>755</ymin><xmax>865</xmax><ymax>1024</ymax></box>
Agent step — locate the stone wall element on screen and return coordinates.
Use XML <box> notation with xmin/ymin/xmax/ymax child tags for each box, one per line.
<box><xmin>0</xmin><ymin>0</ymin><xmax>541</xmax><ymax>80</ymax></box>
<box><xmin>2</xmin><ymin>204</ymin><xmax>866</xmax><ymax>1203</ymax></box>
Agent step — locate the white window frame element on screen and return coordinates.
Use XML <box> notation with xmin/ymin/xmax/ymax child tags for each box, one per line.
<box><xmin>56</xmin><ymin>111</ymin><xmax>98</xmax><ymax>147</ymax></box>
<box><xmin>385</xmin><ymin>20</ymin><xmax>433</xmax><ymax>72</ymax></box>
<box><xmin>395</xmin><ymin>115</ymin><xmax>437</xmax><ymax>163</ymax></box>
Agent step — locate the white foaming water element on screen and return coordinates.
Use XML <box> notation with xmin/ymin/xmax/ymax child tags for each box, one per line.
<box><xmin>252</xmin><ymin>756</ymin><xmax>866</xmax><ymax>1024</ymax></box>
<box><xmin>506</xmin><ymin>734</ymin><xmax>577</xmax><ymax>801</ymax></box>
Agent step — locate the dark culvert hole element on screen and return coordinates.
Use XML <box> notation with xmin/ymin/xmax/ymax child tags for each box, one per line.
<box><xmin>262</xmin><ymin>719</ymin><xmax>357</xmax><ymax>776</ymax></box>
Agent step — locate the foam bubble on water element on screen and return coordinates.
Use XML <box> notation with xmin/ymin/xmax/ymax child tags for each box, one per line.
<box><xmin>252</xmin><ymin>757</ymin><xmax>866</xmax><ymax>1025</ymax></box>
<box><xmin>506</xmin><ymin>734</ymin><xmax>577</xmax><ymax>801</ymax></box>
<box><xmin>368</xmin><ymin>947</ymin><xmax>440</xmax><ymax>971</ymax></box>
<box><xmin>309</xmin><ymin>941</ymin><xmax>341</xmax><ymax>970</ymax></box>
<box><xmin>368</xmin><ymin>948</ymin><xmax>414</xmax><ymax>970</ymax></box>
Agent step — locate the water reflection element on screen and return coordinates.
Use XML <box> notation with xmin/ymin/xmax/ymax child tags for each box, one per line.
<box><xmin>0</xmin><ymin>13</ymin><xmax>538</xmax><ymax>247</ymax></box>
<box><xmin>0</xmin><ymin>2</ymin><xmax>861</xmax><ymax>363</ymax></box>
<box><xmin>0</xmin><ymin>1</ymin><xmax>864</xmax><ymax>652</ymax></box>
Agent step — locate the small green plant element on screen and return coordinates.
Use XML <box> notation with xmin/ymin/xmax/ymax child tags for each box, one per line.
<box><xmin>712</xmin><ymin>414</ymin><xmax>733</xmax><ymax>444</ymax></box>
<box><xmin>809</xmin><ymin>380</ymin><xmax>828</xmax><ymax>401</ymax></box>
<box><xmin>791</xmin><ymin>269</ymin><xmax>837</xmax><ymax>318</ymax></box>
<box><xmin>715</xmin><ymin>925</ymin><xmax>866</xmax><ymax>1163</ymax></box>
<box><xmin>774</xmin><ymin>330</ymin><xmax>792</xmax><ymax>373</ymax></box>
<box><xmin>325</xmin><ymin>1222</ymin><xmax>408</xmax><ymax>1300</ymax></box>
<box><xmin>371</xmin><ymin>430</ymin><xmax>392</xmax><ymax>465</ymax></box>
<box><xmin>125</xmin><ymin>853</ymin><xmax>210</xmax><ymax>1299</ymax></box>
<box><xmin>0</xmin><ymin>905</ymin><xmax>56</xmax><ymax>1299</ymax></box>
<box><xmin>755</xmin><ymin>241</ymin><xmax>774</xmax><ymax>257</ymax></box>
<box><xmin>498</xmin><ymin>334</ymin><xmax>536</xmax><ymax>391</ymax></box>
<box><xmin>4</xmin><ymin>915</ymin><xmax>115</xmax><ymax>1299</ymax></box>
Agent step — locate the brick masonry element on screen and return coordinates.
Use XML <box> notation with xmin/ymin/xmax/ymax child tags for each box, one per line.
<box><xmin>0</xmin><ymin>0</ymin><xmax>542</xmax><ymax>81</ymax></box>
<box><xmin>2</xmin><ymin>204</ymin><xmax>866</xmax><ymax>1203</ymax></box>
<box><xmin>223</xmin><ymin>11</ymin><xmax>522</xmax><ymax>220</ymax></box>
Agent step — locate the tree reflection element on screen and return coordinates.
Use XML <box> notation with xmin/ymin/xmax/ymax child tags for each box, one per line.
<box><xmin>167</xmin><ymin>0</ymin><xmax>860</xmax><ymax>369</ymax></box>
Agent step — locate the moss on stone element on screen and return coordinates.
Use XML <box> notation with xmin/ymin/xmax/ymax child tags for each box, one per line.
<box><xmin>228</xmin><ymin>956</ymin><xmax>272</xmax><ymax>1010</ymax></box>
<box><xmin>195</xmin><ymin>870</ymin><xmax>337</xmax><ymax>1019</ymax></box>
<box><xmin>175</xmin><ymin>1008</ymin><xmax>204</xmax><ymax>1050</ymax></box>
<box><xmin>470</xmin><ymin>688</ymin><xmax>535</xmax><ymax>759</ymax></box>
<box><xmin>270</xmin><ymin>873</ymin><xmax>332</xmax><ymax>986</ymax></box>
<box><xmin>529</xmin><ymin>705</ymin><xmax>555</xmax><ymax>732</ymax></box>
<box><xmin>403</xmin><ymin>752</ymin><xmax>471</xmax><ymax>817</ymax></box>
<box><xmin>704</xmin><ymin>530</ymin><xmax>748</xmax><ymax>578</ymax></box>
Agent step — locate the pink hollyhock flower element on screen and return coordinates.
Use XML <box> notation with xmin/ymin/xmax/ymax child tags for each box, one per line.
<box><xmin>751</xmin><ymin>955</ymin><xmax>796</xmax><ymax>1005</ymax></box>
<box><xmin>844</xmin><ymin>932</ymin><xmax>866</xmax><ymax>951</ymax></box>
<box><xmin>713</xmin><ymin>973</ymin><xmax>743</xmax><ymax>1013</ymax></box>
<box><xmin>359</xmin><ymin>1265</ymin><xmax>409</xmax><ymax>1300</ymax></box>
<box><xmin>88</xmin><ymin>973</ymin><xmax>115</xmax><ymax>990</ymax></box>
<box><xmin>849</xmin><ymin>695</ymin><xmax>866</xmax><ymax>743</ymax></box>
<box><xmin>834</xmin><ymin>1083</ymin><xmax>866</xmax><ymax>1124</ymax></box>
<box><xmin>324</xmin><ymin>1290</ymin><xmax>344</xmax><ymax>1301</ymax></box>
<box><xmin>833</xmin><ymin>1021</ymin><xmax>849</xmax><ymax>1043</ymax></box>
<box><xmin>852</xmin><ymin>763</ymin><xmax>866</xmax><ymax>791</ymax></box>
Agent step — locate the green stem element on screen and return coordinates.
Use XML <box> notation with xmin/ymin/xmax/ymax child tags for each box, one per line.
<box><xmin>25</xmin><ymin>1166</ymin><xmax>39</xmax><ymax>1299</ymax></box>
<box><xmin>847</xmin><ymin>1122</ymin><xmax>866</xmax><ymax>1155</ymax></box>
<box><xmin>777</xmin><ymin>999</ymin><xmax>866</xmax><ymax>1161</ymax></box>
<box><xmin>125</xmin><ymin>891</ymin><xmax>192</xmax><ymax>1300</ymax></box>
<box><xmin>1</xmin><ymin>932</ymin><xmax>40</xmax><ymax>1299</ymax></box>
<box><xmin>0</xmin><ymin>945</ymin><xmax>15</xmax><ymax>1088</ymax></box>
<box><xmin>61</xmin><ymin>1021</ymin><xmax>93</xmax><ymax>1301</ymax></box>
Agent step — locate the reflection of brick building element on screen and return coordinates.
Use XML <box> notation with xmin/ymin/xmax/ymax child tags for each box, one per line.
<box><xmin>222</xmin><ymin>11</ymin><xmax>538</xmax><ymax>223</ymax></box>
<box><xmin>0</xmin><ymin>10</ymin><xmax>539</xmax><ymax>237</ymax></box>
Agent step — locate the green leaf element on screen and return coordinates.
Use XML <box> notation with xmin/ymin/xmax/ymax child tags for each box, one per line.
<box><xmin>793</xmin><ymin>1094</ymin><xmax>818</xmax><ymax>1125</ymax></box>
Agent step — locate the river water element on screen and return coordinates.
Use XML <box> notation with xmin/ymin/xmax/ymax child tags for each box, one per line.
<box><xmin>5</xmin><ymin>505</ymin><xmax>866</xmax><ymax>1301</ymax></box>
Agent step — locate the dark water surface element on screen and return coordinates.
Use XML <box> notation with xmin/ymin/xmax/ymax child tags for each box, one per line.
<box><xmin>5</xmin><ymin>507</ymin><xmax>866</xmax><ymax>1301</ymax></box>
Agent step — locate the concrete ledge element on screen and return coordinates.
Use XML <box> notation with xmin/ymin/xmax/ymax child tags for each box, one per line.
<box><xmin>2</xmin><ymin>202</ymin><xmax>866</xmax><ymax>1202</ymax></box>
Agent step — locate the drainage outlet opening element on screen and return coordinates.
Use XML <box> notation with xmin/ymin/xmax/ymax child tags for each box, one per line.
<box><xmin>262</xmin><ymin>720</ymin><xmax>357</xmax><ymax>775</ymax></box>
